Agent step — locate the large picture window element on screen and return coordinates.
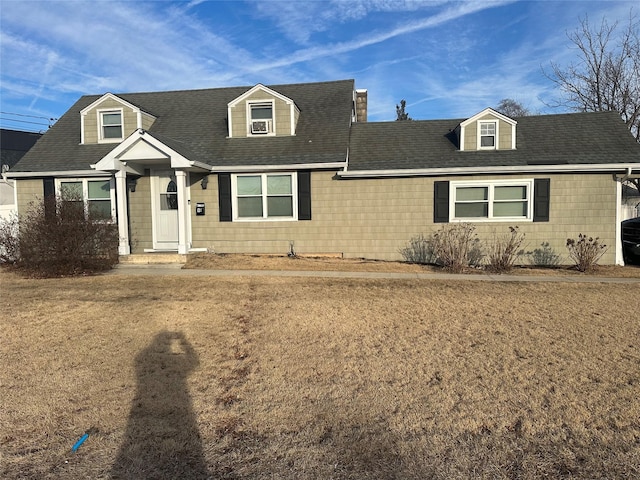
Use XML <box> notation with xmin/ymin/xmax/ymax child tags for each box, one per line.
<box><xmin>233</xmin><ymin>173</ymin><xmax>296</xmax><ymax>220</ymax></box>
<box><xmin>451</xmin><ymin>180</ymin><xmax>532</xmax><ymax>221</ymax></box>
<box><xmin>57</xmin><ymin>178</ymin><xmax>114</xmax><ymax>220</ymax></box>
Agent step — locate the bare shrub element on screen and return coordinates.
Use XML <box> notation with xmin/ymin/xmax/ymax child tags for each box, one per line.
<box><xmin>527</xmin><ymin>242</ymin><xmax>561</xmax><ymax>267</ymax></box>
<box><xmin>399</xmin><ymin>233</ymin><xmax>436</xmax><ymax>264</ymax></box>
<box><xmin>14</xmin><ymin>194</ymin><xmax>119</xmax><ymax>277</ymax></box>
<box><xmin>0</xmin><ymin>214</ymin><xmax>20</xmax><ymax>264</ymax></box>
<box><xmin>467</xmin><ymin>240</ymin><xmax>485</xmax><ymax>268</ymax></box>
<box><xmin>432</xmin><ymin>223</ymin><xmax>482</xmax><ymax>273</ymax></box>
<box><xmin>486</xmin><ymin>226</ymin><xmax>527</xmax><ymax>273</ymax></box>
<box><xmin>566</xmin><ymin>234</ymin><xmax>608</xmax><ymax>272</ymax></box>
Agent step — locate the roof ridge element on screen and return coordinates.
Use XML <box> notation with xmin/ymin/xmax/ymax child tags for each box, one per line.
<box><xmin>91</xmin><ymin>79</ymin><xmax>355</xmax><ymax>99</ymax></box>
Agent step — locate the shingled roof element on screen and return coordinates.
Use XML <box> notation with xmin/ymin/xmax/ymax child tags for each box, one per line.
<box><xmin>346</xmin><ymin>111</ymin><xmax>639</xmax><ymax>172</ymax></box>
<box><xmin>10</xmin><ymin>79</ymin><xmax>639</xmax><ymax>176</ymax></box>
<box><xmin>11</xmin><ymin>79</ymin><xmax>355</xmax><ymax>173</ymax></box>
<box><xmin>1</xmin><ymin>129</ymin><xmax>43</xmax><ymax>170</ymax></box>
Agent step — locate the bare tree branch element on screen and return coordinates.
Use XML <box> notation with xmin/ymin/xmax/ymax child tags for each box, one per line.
<box><xmin>543</xmin><ymin>10</ymin><xmax>640</xmax><ymax>142</ymax></box>
<box><xmin>495</xmin><ymin>98</ymin><xmax>530</xmax><ymax>117</ymax></box>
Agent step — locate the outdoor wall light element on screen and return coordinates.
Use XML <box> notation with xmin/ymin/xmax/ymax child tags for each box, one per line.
<box><xmin>201</xmin><ymin>176</ymin><xmax>209</xmax><ymax>190</ymax></box>
<box><xmin>127</xmin><ymin>177</ymin><xmax>138</xmax><ymax>193</ymax></box>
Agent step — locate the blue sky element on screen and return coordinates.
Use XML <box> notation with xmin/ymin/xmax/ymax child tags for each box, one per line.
<box><xmin>0</xmin><ymin>0</ymin><xmax>636</xmax><ymax>132</ymax></box>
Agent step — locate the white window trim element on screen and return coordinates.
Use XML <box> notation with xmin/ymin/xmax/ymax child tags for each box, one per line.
<box><xmin>450</xmin><ymin>179</ymin><xmax>533</xmax><ymax>222</ymax></box>
<box><xmin>478</xmin><ymin>120</ymin><xmax>498</xmax><ymax>150</ymax></box>
<box><xmin>231</xmin><ymin>172</ymin><xmax>298</xmax><ymax>221</ymax></box>
<box><xmin>97</xmin><ymin>108</ymin><xmax>124</xmax><ymax>143</ymax></box>
<box><xmin>56</xmin><ymin>177</ymin><xmax>116</xmax><ymax>221</ymax></box>
<box><xmin>246</xmin><ymin>100</ymin><xmax>276</xmax><ymax>137</ymax></box>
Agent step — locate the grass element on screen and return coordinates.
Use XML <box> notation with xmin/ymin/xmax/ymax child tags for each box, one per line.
<box><xmin>1</xmin><ymin>268</ymin><xmax>639</xmax><ymax>479</ymax></box>
<box><xmin>184</xmin><ymin>252</ymin><xmax>640</xmax><ymax>278</ymax></box>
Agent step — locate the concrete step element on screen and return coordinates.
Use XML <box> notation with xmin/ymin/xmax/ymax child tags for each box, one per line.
<box><xmin>118</xmin><ymin>253</ymin><xmax>187</xmax><ymax>265</ymax></box>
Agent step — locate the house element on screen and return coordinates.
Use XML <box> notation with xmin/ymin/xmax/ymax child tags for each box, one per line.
<box><xmin>7</xmin><ymin>79</ymin><xmax>640</xmax><ymax>265</ymax></box>
<box><xmin>622</xmin><ymin>183</ymin><xmax>640</xmax><ymax>220</ymax></box>
<box><xmin>1</xmin><ymin>129</ymin><xmax>43</xmax><ymax>220</ymax></box>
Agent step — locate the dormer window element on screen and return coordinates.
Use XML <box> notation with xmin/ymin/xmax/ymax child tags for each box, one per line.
<box><xmin>228</xmin><ymin>84</ymin><xmax>299</xmax><ymax>138</ymax></box>
<box><xmin>458</xmin><ymin>108</ymin><xmax>516</xmax><ymax>151</ymax></box>
<box><xmin>99</xmin><ymin>110</ymin><xmax>123</xmax><ymax>142</ymax></box>
<box><xmin>479</xmin><ymin>121</ymin><xmax>496</xmax><ymax>149</ymax></box>
<box><xmin>249</xmin><ymin>102</ymin><xmax>274</xmax><ymax>135</ymax></box>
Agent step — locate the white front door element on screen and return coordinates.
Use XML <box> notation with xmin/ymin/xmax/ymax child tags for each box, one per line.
<box><xmin>152</xmin><ymin>170</ymin><xmax>179</xmax><ymax>250</ymax></box>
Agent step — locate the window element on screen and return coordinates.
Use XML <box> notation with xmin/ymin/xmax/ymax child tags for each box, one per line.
<box><xmin>58</xmin><ymin>178</ymin><xmax>114</xmax><ymax>220</ymax></box>
<box><xmin>233</xmin><ymin>173</ymin><xmax>296</xmax><ymax>220</ymax></box>
<box><xmin>99</xmin><ymin>110</ymin><xmax>123</xmax><ymax>141</ymax></box>
<box><xmin>249</xmin><ymin>102</ymin><xmax>273</xmax><ymax>135</ymax></box>
<box><xmin>451</xmin><ymin>180</ymin><xmax>532</xmax><ymax>221</ymax></box>
<box><xmin>479</xmin><ymin>121</ymin><xmax>496</xmax><ymax>149</ymax></box>
<box><xmin>160</xmin><ymin>177</ymin><xmax>178</xmax><ymax>210</ymax></box>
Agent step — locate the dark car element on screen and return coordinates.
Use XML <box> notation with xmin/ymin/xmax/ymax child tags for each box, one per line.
<box><xmin>622</xmin><ymin>217</ymin><xmax>640</xmax><ymax>265</ymax></box>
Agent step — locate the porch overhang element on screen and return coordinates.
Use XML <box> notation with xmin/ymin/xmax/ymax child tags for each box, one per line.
<box><xmin>91</xmin><ymin>129</ymin><xmax>211</xmax><ymax>173</ymax></box>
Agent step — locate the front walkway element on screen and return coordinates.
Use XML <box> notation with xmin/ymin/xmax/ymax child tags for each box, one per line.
<box><xmin>106</xmin><ymin>264</ymin><xmax>640</xmax><ymax>283</ymax></box>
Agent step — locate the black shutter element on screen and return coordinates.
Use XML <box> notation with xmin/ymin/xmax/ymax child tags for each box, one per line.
<box><xmin>533</xmin><ymin>178</ymin><xmax>550</xmax><ymax>222</ymax></box>
<box><xmin>218</xmin><ymin>173</ymin><xmax>232</xmax><ymax>222</ymax></box>
<box><xmin>297</xmin><ymin>171</ymin><xmax>311</xmax><ymax>220</ymax></box>
<box><xmin>433</xmin><ymin>181</ymin><xmax>450</xmax><ymax>223</ymax></box>
<box><xmin>43</xmin><ymin>178</ymin><xmax>55</xmax><ymax>198</ymax></box>
<box><xmin>43</xmin><ymin>178</ymin><xmax>55</xmax><ymax>218</ymax></box>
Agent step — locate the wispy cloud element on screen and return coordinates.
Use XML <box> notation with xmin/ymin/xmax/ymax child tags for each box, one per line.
<box><xmin>244</xmin><ymin>1</ymin><xmax>515</xmax><ymax>74</ymax></box>
<box><xmin>0</xmin><ymin>0</ymin><xmax>635</xmax><ymax>127</ymax></box>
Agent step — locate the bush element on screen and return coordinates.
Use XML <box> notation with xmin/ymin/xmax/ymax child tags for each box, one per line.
<box><xmin>3</xmin><ymin>194</ymin><xmax>119</xmax><ymax>277</ymax></box>
<box><xmin>566</xmin><ymin>234</ymin><xmax>608</xmax><ymax>272</ymax></box>
<box><xmin>486</xmin><ymin>226</ymin><xmax>527</xmax><ymax>273</ymax></box>
<box><xmin>466</xmin><ymin>240</ymin><xmax>485</xmax><ymax>268</ymax></box>
<box><xmin>399</xmin><ymin>233</ymin><xmax>436</xmax><ymax>265</ymax></box>
<box><xmin>527</xmin><ymin>242</ymin><xmax>561</xmax><ymax>267</ymax></box>
<box><xmin>432</xmin><ymin>223</ymin><xmax>482</xmax><ymax>273</ymax></box>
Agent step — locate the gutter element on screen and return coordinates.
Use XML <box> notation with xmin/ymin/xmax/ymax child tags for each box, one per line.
<box><xmin>5</xmin><ymin>170</ymin><xmax>108</xmax><ymax>179</ymax></box>
<box><xmin>614</xmin><ymin>166</ymin><xmax>634</xmax><ymax>182</ymax></box>
<box><xmin>337</xmin><ymin>163</ymin><xmax>640</xmax><ymax>178</ymax></box>
<box><xmin>209</xmin><ymin>162</ymin><xmax>346</xmax><ymax>173</ymax></box>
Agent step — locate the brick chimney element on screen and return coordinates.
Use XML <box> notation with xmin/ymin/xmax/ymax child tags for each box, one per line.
<box><xmin>355</xmin><ymin>89</ymin><xmax>367</xmax><ymax>122</ymax></box>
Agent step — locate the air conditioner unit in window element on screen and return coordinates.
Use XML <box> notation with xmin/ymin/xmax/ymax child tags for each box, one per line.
<box><xmin>251</xmin><ymin>120</ymin><xmax>270</xmax><ymax>134</ymax></box>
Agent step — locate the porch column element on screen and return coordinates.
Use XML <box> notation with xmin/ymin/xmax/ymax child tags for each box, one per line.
<box><xmin>615</xmin><ymin>177</ymin><xmax>623</xmax><ymax>265</ymax></box>
<box><xmin>115</xmin><ymin>170</ymin><xmax>130</xmax><ymax>255</ymax></box>
<box><xmin>175</xmin><ymin>169</ymin><xmax>189</xmax><ymax>254</ymax></box>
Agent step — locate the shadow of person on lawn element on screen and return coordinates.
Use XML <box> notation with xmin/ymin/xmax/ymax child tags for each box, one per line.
<box><xmin>111</xmin><ymin>331</ymin><xmax>208</xmax><ymax>479</ymax></box>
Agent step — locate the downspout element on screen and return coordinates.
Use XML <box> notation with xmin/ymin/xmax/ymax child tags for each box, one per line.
<box><xmin>344</xmin><ymin>146</ymin><xmax>350</xmax><ymax>173</ymax></box>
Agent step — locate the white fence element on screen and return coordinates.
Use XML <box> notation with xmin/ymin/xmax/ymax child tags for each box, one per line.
<box><xmin>622</xmin><ymin>204</ymin><xmax>640</xmax><ymax>221</ymax></box>
<box><xmin>0</xmin><ymin>181</ymin><xmax>16</xmax><ymax>221</ymax></box>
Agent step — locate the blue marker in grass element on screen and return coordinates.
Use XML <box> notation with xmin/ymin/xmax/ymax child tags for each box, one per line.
<box><xmin>71</xmin><ymin>427</ymin><xmax>98</xmax><ymax>452</ymax></box>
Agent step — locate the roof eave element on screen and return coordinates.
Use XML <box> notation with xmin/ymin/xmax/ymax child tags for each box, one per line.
<box><xmin>337</xmin><ymin>163</ymin><xmax>640</xmax><ymax>178</ymax></box>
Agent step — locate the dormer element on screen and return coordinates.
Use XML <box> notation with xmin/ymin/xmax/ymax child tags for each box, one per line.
<box><xmin>80</xmin><ymin>93</ymin><xmax>156</xmax><ymax>145</ymax></box>
<box><xmin>457</xmin><ymin>108</ymin><xmax>517</xmax><ymax>151</ymax></box>
<box><xmin>227</xmin><ymin>84</ymin><xmax>300</xmax><ymax>138</ymax></box>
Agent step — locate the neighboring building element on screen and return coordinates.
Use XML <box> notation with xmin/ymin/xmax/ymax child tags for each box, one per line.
<box><xmin>1</xmin><ymin>129</ymin><xmax>43</xmax><ymax>220</ymax></box>
<box><xmin>622</xmin><ymin>183</ymin><xmax>640</xmax><ymax>220</ymax></box>
<box><xmin>7</xmin><ymin>80</ymin><xmax>640</xmax><ymax>264</ymax></box>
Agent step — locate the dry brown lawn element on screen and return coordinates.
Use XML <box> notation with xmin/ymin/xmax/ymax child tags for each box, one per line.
<box><xmin>185</xmin><ymin>252</ymin><xmax>640</xmax><ymax>278</ymax></box>
<box><xmin>1</xmin><ymin>266</ymin><xmax>639</xmax><ymax>479</ymax></box>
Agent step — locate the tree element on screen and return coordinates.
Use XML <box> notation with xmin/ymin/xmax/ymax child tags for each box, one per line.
<box><xmin>544</xmin><ymin>11</ymin><xmax>640</xmax><ymax>193</ymax></box>
<box><xmin>396</xmin><ymin>99</ymin><xmax>412</xmax><ymax>121</ymax></box>
<box><xmin>495</xmin><ymin>98</ymin><xmax>530</xmax><ymax>117</ymax></box>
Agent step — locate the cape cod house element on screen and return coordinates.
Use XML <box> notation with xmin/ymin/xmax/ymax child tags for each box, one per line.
<box><xmin>7</xmin><ymin>79</ymin><xmax>640</xmax><ymax>265</ymax></box>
